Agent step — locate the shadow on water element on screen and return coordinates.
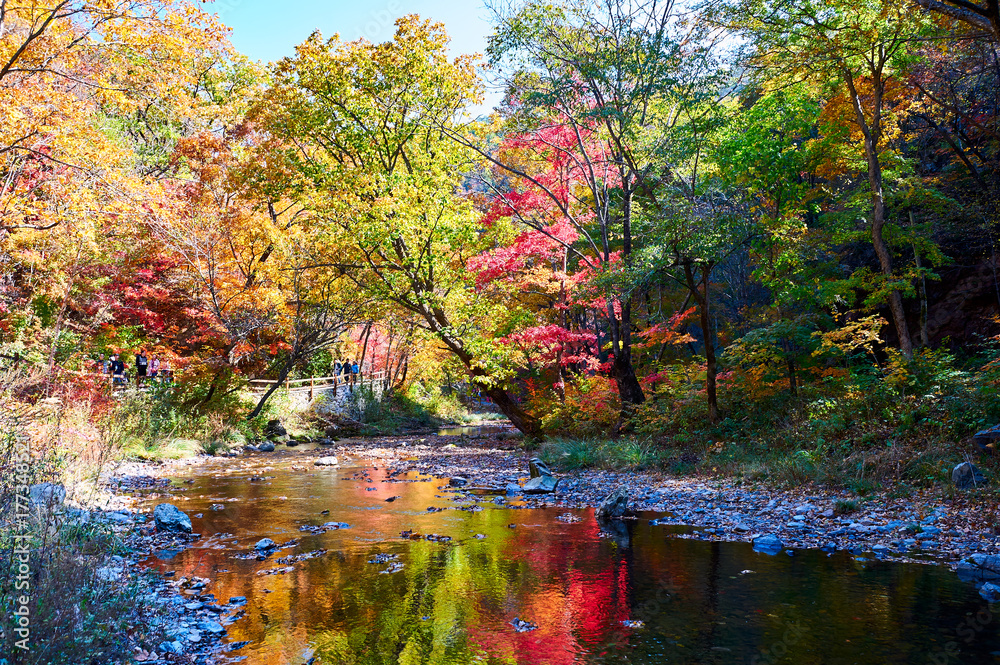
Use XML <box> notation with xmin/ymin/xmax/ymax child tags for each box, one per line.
<box><xmin>144</xmin><ymin>456</ymin><xmax>1000</xmax><ymax>665</ymax></box>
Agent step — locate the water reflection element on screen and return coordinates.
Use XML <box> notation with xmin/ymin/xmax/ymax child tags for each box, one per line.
<box><xmin>144</xmin><ymin>458</ymin><xmax>1000</xmax><ymax>664</ymax></box>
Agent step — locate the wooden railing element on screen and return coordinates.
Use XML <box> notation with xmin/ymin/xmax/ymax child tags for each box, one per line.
<box><xmin>248</xmin><ymin>370</ymin><xmax>388</xmax><ymax>400</ymax></box>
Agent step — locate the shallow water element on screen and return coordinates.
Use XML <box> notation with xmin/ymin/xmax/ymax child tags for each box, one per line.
<box><xmin>436</xmin><ymin>425</ymin><xmax>510</xmax><ymax>436</ymax></box>
<box><xmin>145</xmin><ymin>455</ymin><xmax>1000</xmax><ymax>665</ymax></box>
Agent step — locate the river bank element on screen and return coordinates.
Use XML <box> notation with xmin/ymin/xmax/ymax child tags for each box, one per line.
<box><xmin>105</xmin><ymin>433</ymin><xmax>1000</xmax><ymax>570</ymax></box>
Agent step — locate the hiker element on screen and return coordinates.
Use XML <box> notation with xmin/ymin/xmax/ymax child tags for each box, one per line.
<box><xmin>95</xmin><ymin>353</ymin><xmax>108</xmax><ymax>375</ymax></box>
<box><xmin>333</xmin><ymin>359</ymin><xmax>342</xmax><ymax>389</ymax></box>
<box><xmin>110</xmin><ymin>354</ymin><xmax>126</xmax><ymax>385</ymax></box>
<box><xmin>160</xmin><ymin>357</ymin><xmax>172</xmax><ymax>382</ymax></box>
<box><xmin>149</xmin><ymin>355</ymin><xmax>160</xmax><ymax>380</ymax></box>
<box><xmin>135</xmin><ymin>350</ymin><xmax>149</xmax><ymax>385</ymax></box>
<box><xmin>351</xmin><ymin>360</ymin><xmax>360</xmax><ymax>387</ymax></box>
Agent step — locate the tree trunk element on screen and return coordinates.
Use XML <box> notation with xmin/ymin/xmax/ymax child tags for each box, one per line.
<box><xmin>248</xmin><ymin>356</ymin><xmax>297</xmax><ymax>421</ymax></box>
<box><xmin>482</xmin><ymin>384</ymin><xmax>543</xmax><ymax>438</ymax></box>
<box><xmin>685</xmin><ymin>261</ymin><xmax>719</xmax><ymax>423</ymax></box>
<box><xmin>910</xmin><ymin>211</ymin><xmax>930</xmax><ymax>348</ymax></box>
<box><xmin>845</xmin><ymin>68</ymin><xmax>913</xmax><ymax>359</ymax></box>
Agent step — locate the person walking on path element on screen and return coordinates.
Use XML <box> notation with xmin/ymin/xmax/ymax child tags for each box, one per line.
<box><xmin>351</xmin><ymin>360</ymin><xmax>360</xmax><ymax>388</ymax></box>
<box><xmin>135</xmin><ymin>350</ymin><xmax>149</xmax><ymax>385</ymax></box>
<box><xmin>96</xmin><ymin>353</ymin><xmax>108</xmax><ymax>375</ymax></box>
<box><xmin>333</xmin><ymin>360</ymin><xmax>342</xmax><ymax>390</ymax></box>
<box><xmin>150</xmin><ymin>355</ymin><xmax>160</xmax><ymax>380</ymax></box>
<box><xmin>110</xmin><ymin>354</ymin><xmax>126</xmax><ymax>386</ymax></box>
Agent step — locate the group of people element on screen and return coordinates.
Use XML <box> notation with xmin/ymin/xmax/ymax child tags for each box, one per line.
<box><xmin>95</xmin><ymin>350</ymin><xmax>172</xmax><ymax>386</ymax></box>
<box><xmin>334</xmin><ymin>359</ymin><xmax>362</xmax><ymax>389</ymax></box>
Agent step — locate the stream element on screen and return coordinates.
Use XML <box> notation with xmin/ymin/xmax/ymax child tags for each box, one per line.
<box><xmin>142</xmin><ymin>452</ymin><xmax>1000</xmax><ymax>664</ymax></box>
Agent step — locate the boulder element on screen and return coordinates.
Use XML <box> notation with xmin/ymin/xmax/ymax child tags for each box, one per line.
<box><xmin>317</xmin><ymin>438</ymin><xmax>336</xmax><ymax>445</ymax></box>
<box><xmin>505</xmin><ymin>483</ymin><xmax>523</xmax><ymax>496</ymax></box>
<box><xmin>974</xmin><ymin>424</ymin><xmax>1000</xmax><ymax>452</ymax></box>
<box><xmin>980</xmin><ymin>583</ymin><xmax>1000</xmax><ymax>603</ymax></box>
<box><xmin>264</xmin><ymin>419</ymin><xmax>287</xmax><ymax>438</ymax></box>
<box><xmin>258</xmin><ymin>442</ymin><xmax>276</xmax><ymax>452</ymax></box>
<box><xmin>153</xmin><ymin>503</ymin><xmax>192</xmax><ymax>533</ymax></box>
<box><xmin>953</xmin><ymin>462</ymin><xmax>986</xmax><ymax>489</ymax></box>
<box><xmin>957</xmin><ymin>554</ymin><xmax>1000</xmax><ymax>581</ymax></box>
<box><xmin>523</xmin><ymin>475</ymin><xmax>559</xmax><ymax>494</ymax></box>
<box><xmin>449</xmin><ymin>477</ymin><xmax>469</xmax><ymax>487</ymax></box>
<box><xmin>529</xmin><ymin>458</ymin><xmax>553</xmax><ymax>479</ymax></box>
<box><xmin>596</xmin><ymin>490</ymin><xmax>629</xmax><ymax>521</ymax></box>
<box><xmin>314</xmin><ymin>456</ymin><xmax>339</xmax><ymax>467</ymax></box>
<box><xmin>285</xmin><ymin>439</ymin><xmax>299</xmax><ymax>447</ymax></box>
<box><xmin>752</xmin><ymin>534</ymin><xmax>783</xmax><ymax>554</ymax></box>
<box><xmin>29</xmin><ymin>482</ymin><xmax>66</xmax><ymax>507</ymax></box>
<box><xmin>254</xmin><ymin>538</ymin><xmax>275</xmax><ymax>551</ymax></box>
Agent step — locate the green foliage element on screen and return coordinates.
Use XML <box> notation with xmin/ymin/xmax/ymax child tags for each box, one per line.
<box><xmin>538</xmin><ymin>436</ymin><xmax>662</xmax><ymax>471</ymax></box>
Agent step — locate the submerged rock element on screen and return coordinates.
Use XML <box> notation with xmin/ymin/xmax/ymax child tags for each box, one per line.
<box><xmin>953</xmin><ymin>462</ymin><xmax>986</xmax><ymax>489</ymax></box>
<box><xmin>449</xmin><ymin>476</ymin><xmax>469</xmax><ymax>487</ymax></box>
<box><xmin>957</xmin><ymin>554</ymin><xmax>1000</xmax><ymax>581</ymax></box>
<box><xmin>980</xmin><ymin>582</ymin><xmax>1000</xmax><ymax>603</ymax></box>
<box><xmin>153</xmin><ymin>503</ymin><xmax>192</xmax><ymax>533</ymax></box>
<box><xmin>753</xmin><ymin>534</ymin><xmax>783</xmax><ymax>554</ymax></box>
<box><xmin>255</xmin><ymin>538</ymin><xmax>276</xmax><ymax>551</ymax></box>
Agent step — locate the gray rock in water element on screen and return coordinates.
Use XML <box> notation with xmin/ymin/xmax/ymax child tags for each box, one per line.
<box><xmin>753</xmin><ymin>534</ymin><xmax>783</xmax><ymax>554</ymax></box>
<box><xmin>596</xmin><ymin>490</ymin><xmax>629</xmax><ymax>521</ymax></box>
<box><xmin>317</xmin><ymin>438</ymin><xmax>336</xmax><ymax>445</ymax></box>
<box><xmin>523</xmin><ymin>475</ymin><xmax>559</xmax><ymax>494</ymax></box>
<box><xmin>264</xmin><ymin>419</ymin><xmax>287</xmax><ymax>437</ymax></box>
<box><xmin>505</xmin><ymin>483</ymin><xmax>523</xmax><ymax>496</ymax></box>
<box><xmin>314</xmin><ymin>456</ymin><xmax>339</xmax><ymax>467</ymax></box>
<box><xmin>199</xmin><ymin>620</ymin><xmax>226</xmax><ymax>637</ymax></box>
<box><xmin>981</xmin><ymin>582</ymin><xmax>1000</xmax><ymax>603</ymax></box>
<box><xmin>953</xmin><ymin>462</ymin><xmax>986</xmax><ymax>489</ymax></box>
<box><xmin>449</xmin><ymin>477</ymin><xmax>469</xmax><ymax>487</ymax></box>
<box><xmin>158</xmin><ymin>640</ymin><xmax>185</xmax><ymax>655</ymax></box>
<box><xmin>258</xmin><ymin>442</ymin><xmax>276</xmax><ymax>452</ymax></box>
<box><xmin>528</xmin><ymin>458</ymin><xmax>553</xmax><ymax>479</ymax></box>
<box><xmin>957</xmin><ymin>554</ymin><xmax>1000</xmax><ymax>581</ymax></box>
<box><xmin>153</xmin><ymin>503</ymin><xmax>192</xmax><ymax>533</ymax></box>
<box><xmin>29</xmin><ymin>482</ymin><xmax>65</xmax><ymax>507</ymax></box>
<box><xmin>254</xmin><ymin>538</ymin><xmax>275</xmax><ymax>551</ymax></box>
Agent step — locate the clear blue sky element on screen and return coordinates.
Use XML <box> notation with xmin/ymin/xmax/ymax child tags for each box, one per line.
<box><xmin>211</xmin><ymin>0</ymin><xmax>502</xmax><ymax>110</ymax></box>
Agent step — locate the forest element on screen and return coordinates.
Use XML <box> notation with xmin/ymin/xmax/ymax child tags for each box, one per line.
<box><xmin>2</xmin><ymin>0</ymin><xmax>1000</xmax><ymax>662</ymax></box>
<box><xmin>3</xmin><ymin>0</ymin><xmax>998</xmax><ymax>485</ymax></box>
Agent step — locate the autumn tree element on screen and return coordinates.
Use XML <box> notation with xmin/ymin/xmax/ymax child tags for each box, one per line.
<box><xmin>471</xmin><ymin>0</ymin><xmax>715</xmax><ymax>416</ymax></box>
<box><xmin>253</xmin><ymin>17</ymin><xmax>544</xmax><ymax>435</ymax></box>
<box><xmin>724</xmin><ymin>0</ymin><xmax>941</xmax><ymax>358</ymax></box>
